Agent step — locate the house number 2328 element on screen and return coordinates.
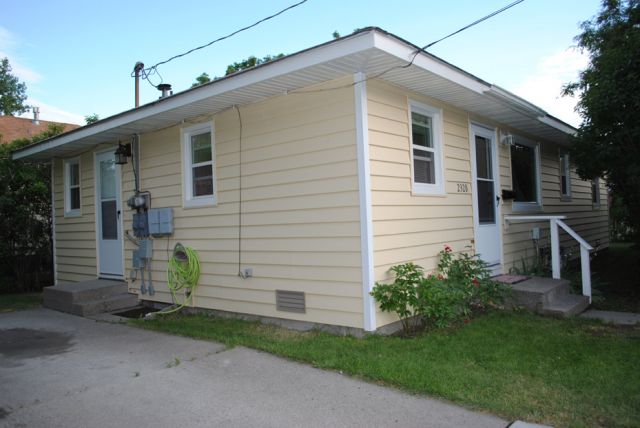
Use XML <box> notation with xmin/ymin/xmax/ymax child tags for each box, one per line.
<box><xmin>457</xmin><ymin>183</ymin><xmax>469</xmax><ymax>193</ymax></box>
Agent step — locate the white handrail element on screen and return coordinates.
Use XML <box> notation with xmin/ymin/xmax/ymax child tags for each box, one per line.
<box><xmin>503</xmin><ymin>215</ymin><xmax>593</xmax><ymax>303</ymax></box>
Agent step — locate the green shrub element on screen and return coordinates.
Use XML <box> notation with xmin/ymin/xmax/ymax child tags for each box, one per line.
<box><xmin>371</xmin><ymin>246</ymin><xmax>510</xmax><ymax>334</ymax></box>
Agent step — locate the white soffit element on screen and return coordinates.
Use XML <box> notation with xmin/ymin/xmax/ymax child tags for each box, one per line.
<box><xmin>14</xmin><ymin>28</ymin><xmax>574</xmax><ymax>161</ymax></box>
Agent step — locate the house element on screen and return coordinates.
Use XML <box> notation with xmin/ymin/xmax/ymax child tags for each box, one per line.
<box><xmin>13</xmin><ymin>28</ymin><xmax>608</xmax><ymax>333</ymax></box>
<box><xmin>0</xmin><ymin>109</ymin><xmax>80</xmax><ymax>144</ymax></box>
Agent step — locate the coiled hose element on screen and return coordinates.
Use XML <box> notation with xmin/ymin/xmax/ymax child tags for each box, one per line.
<box><xmin>158</xmin><ymin>243</ymin><xmax>201</xmax><ymax>315</ymax></box>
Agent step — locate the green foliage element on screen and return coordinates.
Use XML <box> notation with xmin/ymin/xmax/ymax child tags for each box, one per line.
<box><xmin>370</xmin><ymin>262</ymin><xmax>422</xmax><ymax>333</ymax></box>
<box><xmin>563</xmin><ymin>0</ymin><xmax>640</xmax><ymax>242</ymax></box>
<box><xmin>0</xmin><ymin>57</ymin><xmax>29</xmax><ymax>116</ymax></box>
<box><xmin>332</xmin><ymin>30</ymin><xmax>341</xmax><ymax>39</ymax></box>
<box><xmin>371</xmin><ymin>246</ymin><xmax>509</xmax><ymax>334</ymax></box>
<box><xmin>0</xmin><ymin>123</ymin><xmax>64</xmax><ymax>293</ymax></box>
<box><xmin>191</xmin><ymin>72</ymin><xmax>211</xmax><ymax>88</ymax></box>
<box><xmin>84</xmin><ymin>113</ymin><xmax>99</xmax><ymax>124</ymax></box>
<box><xmin>225</xmin><ymin>54</ymin><xmax>285</xmax><ymax>76</ymax></box>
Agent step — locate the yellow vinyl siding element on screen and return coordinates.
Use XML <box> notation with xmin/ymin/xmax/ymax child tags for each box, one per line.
<box><xmin>367</xmin><ymin>80</ymin><xmax>475</xmax><ymax>328</ymax></box>
<box><xmin>124</xmin><ymin>77</ymin><xmax>364</xmax><ymax>328</ymax></box>
<box><xmin>53</xmin><ymin>153</ymin><xmax>97</xmax><ymax>282</ymax></box>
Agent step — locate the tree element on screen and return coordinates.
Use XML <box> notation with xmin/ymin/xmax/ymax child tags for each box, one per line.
<box><xmin>564</xmin><ymin>0</ymin><xmax>640</xmax><ymax>241</ymax></box>
<box><xmin>0</xmin><ymin>57</ymin><xmax>29</xmax><ymax>116</ymax></box>
<box><xmin>191</xmin><ymin>72</ymin><xmax>211</xmax><ymax>87</ymax></box>
<box><xmin>0</xmin><ymin>124</ymin><xmax>64</xmax><ymax>292</ymax></box>
<box><xmin>85</xmin><ymin>113</ymin><xmax>99</xmax><ymax>124</ymax></box>
<box><xmin>225</xmin><ymin>54</ymin><xmax>285</xmax><ymax>76</ymax></box>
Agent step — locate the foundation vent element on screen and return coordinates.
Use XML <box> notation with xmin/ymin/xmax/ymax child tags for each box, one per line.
<box><xmin>276</xmin><ymin>290</ymin><xmax>305</xmax><ymax>313</ymax></box>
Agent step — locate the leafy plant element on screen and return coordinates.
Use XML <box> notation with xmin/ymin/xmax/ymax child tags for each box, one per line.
<box><xmin>371</xmin><ymin>246</ymin><xmax>509</xmax><ymax>334</ymax></box>
<box><xmin>370</xmin><ymin>262</ymin><xmax>423</xmax><ymax>334</ymax></box>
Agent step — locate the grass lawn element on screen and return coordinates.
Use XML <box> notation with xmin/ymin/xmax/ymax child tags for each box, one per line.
<box><xmin>588</xmin><ymin>243</ymin><xmax>640</xmax><ymax>313</ymax></box>
<box><xmin>132</xmin><ymin>311</ymin><xmax>640</xmax><ymax>427</ymax></box>
<box><xmin>0</xmin><ymin>292</ymin><xmax>42</xmax><ymax>312</ymax></box>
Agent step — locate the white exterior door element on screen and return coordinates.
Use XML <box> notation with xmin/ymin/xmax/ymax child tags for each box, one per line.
<box><xmin>470</xmin><ymin>124</ymin><xmax>502</xmax><ymax>274</ymax></box>
<box><xmin>95</xmin><ymin>150</ymin><xmax>124</xmax><ymax>278</ymax></box>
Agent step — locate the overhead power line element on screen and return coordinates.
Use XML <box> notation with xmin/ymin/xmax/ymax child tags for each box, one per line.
<box><xmin>292</xmin><ymin>0</ymin><xmax>526</xmax><ymax>94</ymax></box>
<box><xmin>135</xmin><ymin>0</ymin><xmax>309</xmax><ymax>87</ymax></box>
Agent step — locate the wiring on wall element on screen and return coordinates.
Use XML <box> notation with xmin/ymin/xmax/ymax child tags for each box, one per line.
<box><xmin>290</xmin><ymin>0</ymin><xmax>525</xmax><ymax>95</ymax></box>
<box><xmin>134</xmin><ymin>0</ymin><xmax>310</xmax><ymax>88</ymax></box>
<box><xmin>234</xmin><ymin>105</ymin><xmax>247</xmax><ymax>279</ymax></box>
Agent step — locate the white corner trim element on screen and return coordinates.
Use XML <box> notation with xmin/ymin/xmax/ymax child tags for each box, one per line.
<box><xmin>354</xmin><ymin>72</ymin><xmax>376</xmax><ymax>332</ymax></box>
<box><xmin>51</xmin><ymin>159</ymin><xmax>57</xmax><ymax>285</ymax></box>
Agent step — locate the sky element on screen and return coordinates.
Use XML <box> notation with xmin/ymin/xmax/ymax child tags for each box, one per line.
<box><xmin>2</xmin><ymin>0</ymin><xmax>602</xmax><ymax>127</ymax></box>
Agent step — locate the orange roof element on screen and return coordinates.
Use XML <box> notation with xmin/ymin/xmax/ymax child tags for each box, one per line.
<box><xmin>0</xmin><ymin>116</ymin><xmax>80</xmax><ymax>144</ymax></box>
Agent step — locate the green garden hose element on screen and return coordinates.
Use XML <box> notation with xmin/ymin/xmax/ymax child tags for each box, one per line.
<box><xmin>158</xmin><ymin>243</ymin><xmax>201</xmax><ymax>315</ymax></box>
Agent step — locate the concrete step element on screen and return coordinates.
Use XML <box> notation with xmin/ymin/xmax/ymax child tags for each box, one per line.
<box><xmin>43</xmin><ymin>279</ymin><xmax>127</xmax><ymax>304</ymax></box>
<box><xmin>542</xmin><ymin>294</ymin><xmax>590</xmax><ymax>318</ymax></box>
<box><xmin>507</xmin><ymin>277</ymin><xmax>571</xmax><ymax>311</ymax></box>
<box><xmin>69</xmin><ymin>293</ymin><xmax>138</xmax><ymax>317</ymax></box>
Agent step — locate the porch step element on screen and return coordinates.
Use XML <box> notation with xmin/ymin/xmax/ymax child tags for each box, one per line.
<box><xmin>542</xmin><ymin>294</ymin><xmax>590</xmax><ymax>318</ymax></box>
<box><xmin>43</xmin><ymin>279</ymin><xmax>138</xmax><ymax>317</ymax></box>
<box><xmin>505</xmin><ymin>277</ymin><xmax>589</xmax><ymax>318</ymax></box>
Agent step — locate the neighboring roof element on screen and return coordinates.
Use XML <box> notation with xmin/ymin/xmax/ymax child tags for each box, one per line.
<box><xmin>0</xmin><ymin>116</ymin><xmax>80</xmax><ymax>145</ymax></box>
<box><xmin>14</xmin><ymin>27</ymin><xmax>576</xmax><ymax>161</ymax></box>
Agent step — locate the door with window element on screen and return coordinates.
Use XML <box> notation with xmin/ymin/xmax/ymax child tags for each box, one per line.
<box><xmin>471</xmin><ymin>124</ymin><xmax>502</xmax><ymax>273</ymax></box>
<box><xmin>95</xmin><ymin>150</ymin><xmax>123</xmax><ymax>278</ymax></box>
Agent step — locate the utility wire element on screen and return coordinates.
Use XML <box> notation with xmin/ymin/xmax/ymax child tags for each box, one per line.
<box><xmin>134</xmin><ymin>0</ymin><xmax>309</xmax><ymax>87</ymax></box>
<box><xmin>291</xmin><ymin>0</ymin><xmax>525</xmax><ymax>94</ymax></box>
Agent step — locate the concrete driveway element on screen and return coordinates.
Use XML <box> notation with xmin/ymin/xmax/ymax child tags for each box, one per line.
<box><xmin>0</xmin><ymin>309</ymin><xmax>508</xmax><ymax>428</ymax></box>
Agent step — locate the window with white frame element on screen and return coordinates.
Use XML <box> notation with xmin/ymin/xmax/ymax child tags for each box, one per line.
<box><xmin>591</xmin><ymin>178</ymin><xmax>600</xmax><ymax>208</ymax></box>
<box><xmin>409</xmin><ymin>101</ymin><xmax>444</xmax><ymax>194</ymax></box>
<box><xmin>510</xmin><ymin>137</ymin><xmax>541</xmax><ymax>211</ymax></box>
<box><xmin>559</xmin><ymin>152</ymin><xmax>571</xmax><ymax>200</ymax></box>
<box><xmin>182</xmin><ymin>122</ymin><xmax>216</xmax><ymax>207</ymax></box>
<box><xmin>64</xmin><ymin>158</ymin><xmax>81</xmax><ymax>216</ymax></box>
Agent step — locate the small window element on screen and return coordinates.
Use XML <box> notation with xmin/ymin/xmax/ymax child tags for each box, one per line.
<box><xmin>510</xmin><ymin>138</ymin><xmax>541</xmax><ymax>211</ymax></box>
<box><xmin>182</xmin><ymin>122</ymin><xmax>216</xmax><ymax>207</ymax></box>
<box><xmin>409</xmin><ymin>101</ymin><xmax>444</xmax><ymax>195</ymax></box>
<box><xmin>560</xmin><ymin>153</ymin><xmax>571</xmax><ymax>200</ymax></box>
<box><xmin>64</xmin><ymin>158</ymin><xmax>81</xmax><ymax>216</ymax></box>
<box><xmin>591</xmin><ymin>178</ymin><xmax>600</xmax><ymax>208</ymax></box>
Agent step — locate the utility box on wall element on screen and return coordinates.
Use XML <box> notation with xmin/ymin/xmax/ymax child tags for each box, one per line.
<box><xmin>148</xmin><ymin>208</ymin><xmax>173</xmax><ymax>236</ymax></box>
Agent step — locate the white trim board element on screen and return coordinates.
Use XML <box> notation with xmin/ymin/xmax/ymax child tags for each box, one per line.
<box><xmin>354</xmin><ymin>72</ymin><xmax>376</xmax><ymax>332</ymax></box>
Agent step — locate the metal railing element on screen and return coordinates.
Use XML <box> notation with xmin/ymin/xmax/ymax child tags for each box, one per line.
<box><xmin>504</xmin><ymin>215</ymin><xmax>593</xmax><ymax>303</ymax></box>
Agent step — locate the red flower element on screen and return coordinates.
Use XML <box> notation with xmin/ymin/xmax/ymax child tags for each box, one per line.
<box><xmin>472</xmin><ymin>278</ymin><xmax>479</xmax><ymax>286</ymax></box>
<box><xmin>444</xmin><ymin>245</ymin><xmax>452</xmax><ymax>253</ymax></box>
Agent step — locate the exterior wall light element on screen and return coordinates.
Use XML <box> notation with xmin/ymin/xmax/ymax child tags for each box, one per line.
<box><xmin>115</xmin><ymin>142</ymin><xmax>132</xmax><ymax>165</ymax></box>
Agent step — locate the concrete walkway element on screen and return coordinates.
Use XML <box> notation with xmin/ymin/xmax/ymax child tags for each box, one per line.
<box><xmin>580</xmin><ymin>309</ymin><xmax>640</xmax><ymax>325</ymax></box>
<box><xmin>0</xmin><ymin>309</ymin><xmax>508</xmax><ymax>428</ymax></box>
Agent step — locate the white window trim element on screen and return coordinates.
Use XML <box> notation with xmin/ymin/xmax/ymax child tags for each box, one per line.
<box><xmin>559</xmin><ymin>152</ymin><xmax>572</xmax><ymax>201</ymax></box>
<box><xmin>592</xmin><ymin>178</ymin><xmax>601</xmax><ymax>209</ymax></box>
<box><xmin>182</xmin><ymin>121</ymin><xmax>216</xmax><ymax>208</ymax></box>
<box><xmin>511</xmin><ymin>138</ymin><xmax>542</xmax><ymax>212</ymax></box>
<box><xmin>409</xmin><ymin>100</ymin><xmax>445</xmax><ymax>195</ymax></box>
<box><xmin>63</xmin><ymin>157</ymin><xmax>81</xmax><ymax>217</ymax></box>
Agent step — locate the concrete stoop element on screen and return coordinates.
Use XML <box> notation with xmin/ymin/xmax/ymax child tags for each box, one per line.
<box><xmin>43</xmin><ymin>279</ymin><xmax>139</xmax><ymax>317</ymax></box>
<box><xmin>506</xmin><ymin>277</ymin><xmax>589</xmax><ymax>318</ymax></box>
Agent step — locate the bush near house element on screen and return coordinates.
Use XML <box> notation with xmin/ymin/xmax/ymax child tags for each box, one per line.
<box><xmin>370</xmin><ymin>246</ymin><xmax>509</xmax><ymax>334</ymax></box>
<box><xmin>0</xmin><ymin>124</ymin><xmax>63</xmax><ymax>293</ymax></box>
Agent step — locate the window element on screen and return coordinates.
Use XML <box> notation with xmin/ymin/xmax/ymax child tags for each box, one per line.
<box><xmin>559</xmin><ymin>153</ymin><xmax>571</xmax><ymax>200</ymax></box>
<box><xmin>591</xmin><ymin>178</ymin><xmax>600</xmax><ymax>208</ymax></box>
<box><xmin>182</xmin><ymin>122</ymin><xmax>216</xmax><ymax>207</ymax></box>
<box><xmin>510</xmin><ymin>138</ymin><xmax>541</xmax><ymax>211</ymax></box>
<box><xmin>64</xmin><ymin>158</ymin><xmax>81</xmax><ymax>216</ymax></box>
<box><xmin>409</xmin><ymin>101</ymin><xmax>444</xmax><ymax>194</ymax></box>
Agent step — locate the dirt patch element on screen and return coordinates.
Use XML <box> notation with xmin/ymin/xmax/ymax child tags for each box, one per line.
<box><xmin>0</xmin><ymin>328</ymin><xmax>74</xmax><ymax>364</ymax></box>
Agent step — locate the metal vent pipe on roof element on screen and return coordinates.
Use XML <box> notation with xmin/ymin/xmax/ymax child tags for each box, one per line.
<box><xmin>32</xmin><ymin>106</ymin><xmax>40</xmax><ymax>125</ymax></box>
<box><xmin>158</xmin><ymin>84</ymin><xmax>172</xmax><ymax>99</ymax></box>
